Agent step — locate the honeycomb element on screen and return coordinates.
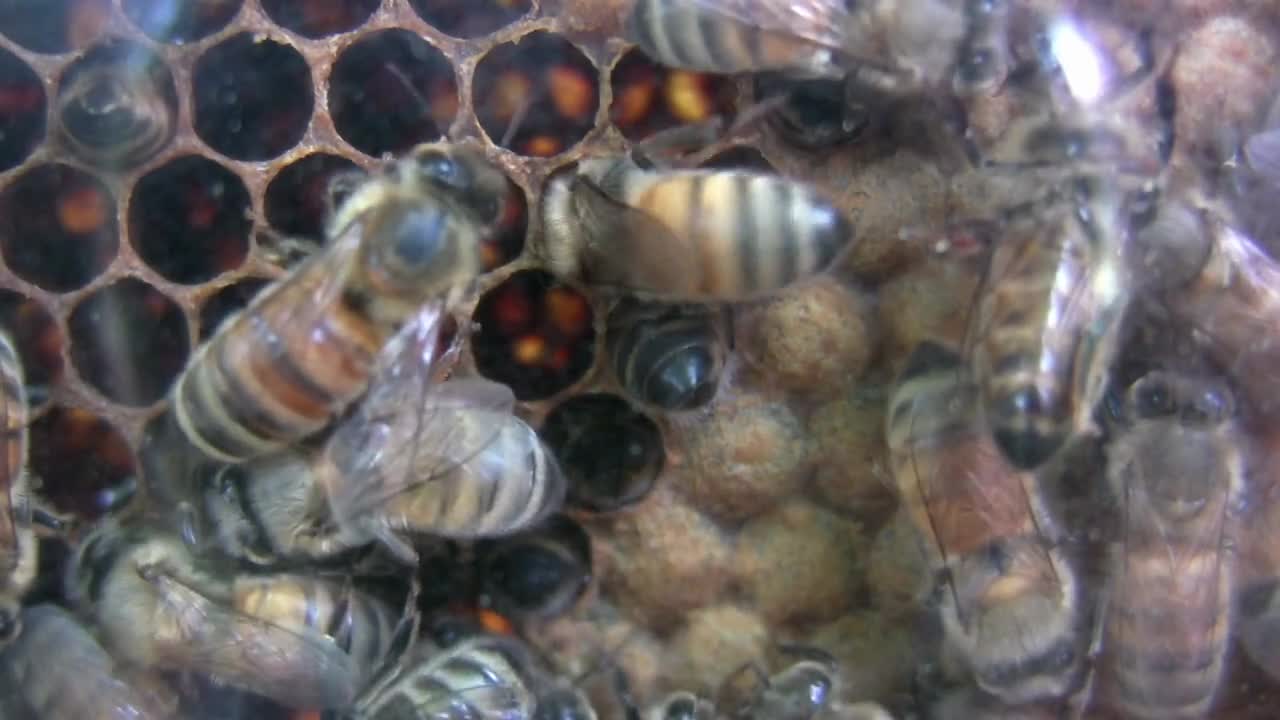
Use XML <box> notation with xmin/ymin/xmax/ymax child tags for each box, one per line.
<box><xmin>2</xmin><ymin>0</ymin><xmax>1280</xmax><ymax>718</ymax></box>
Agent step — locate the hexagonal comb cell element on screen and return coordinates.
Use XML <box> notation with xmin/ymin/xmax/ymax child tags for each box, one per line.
<box><xmin>0</xmin><ymin>0</ymin><xmax>110</xmax><ymax>54</ymax></box>
<box><xmin>610</xmin><ymin>49</ymin><xmax>735</xmax><ymax>142</ymax></box>
<box><xmin>0</xmin><ymin>290</ymin><xmax>63</xmax><ymax>408</ymax></box>
<box><xmin>264</xmin><ymin>152</ymin><xmax>361</xmax><ymax>243</ymax></box>
<box><xmin>197</xmin><ymin>276</ymin><xmax>270</xmax><ymax>341</ymax></box>
<box><xmin>122</xmin><ymin>0</ymin><xmax>241</xmax><ymax>45</ymax></box>
<box><xmin>30</xmin><ymin>406</ymin><xmax>136</xmax><ymax>521</ymax></box>
<box><xmin>68</xmin><ymin>277</ymin><xmax>189</xmax><ymax>407</ymax></box>
<box><xmin>261</xmin><ymin>0</ymin><xmax>379</xmax><ymax>39</ymax></box>
<box><xmin>472</xmin><ymin>269</ymin><xmax>594</xmax><ymax>401</ymax></box>
<box><xmin>193</xmin><ymin>33</ymin><xmax>313</xmax><ymax>162</ymax></box>
<box><xmin>53</xmin><ymin>38</ymin><xmax>178</xmax><ymax>171</ymax></box>
<box><xmin>330</xmin><ymin>29</ymin><xmax>458</xmax><ymax>159</ymax></box>
<box><xmin>410</xmin><ymin>0</ymin><xmax>530</xmax><ymax>39</ymax></box>
<box><xmin>130</xmin><ymin>155</ymin><xmax>251</xmax><ymax>284</ymax></box>
<box><xmin>0</xmin><ymin>163</ymin><xmax>116</xmax><ymax>292</ymax></box>
<box><xmin>0</xmin><ymin>47</ymin><xmax>45</xmax><ymax>172</ymax></box>
<box><xmin>540</xmin><ymin>393</ymin><xmax>663</xmax><ymax>512</ymax></box>
<box><xmin>473</xmin><ymin>31</ymin><xmax>599</xmax><ymax>157</ymax></box>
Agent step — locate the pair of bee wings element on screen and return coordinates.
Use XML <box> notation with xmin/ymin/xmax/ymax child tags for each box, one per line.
<box><xmin>323</xmin><ymin>303</ymin><xmax>565</xmax><ymax>538</ymax></box>
<box><xmin>356</xmin><ymin>638</ymin><xmax>535</xmax><ymax>720</ymax></box>
<box><xmin>141</xmin><ymin>560</ymin><xmax>371</xmax><ymax>711</ymax></box>
<box><xmin>1</xmin><ymin>605</ymin><xmax>174</xmax><ymax>720</ymax></box>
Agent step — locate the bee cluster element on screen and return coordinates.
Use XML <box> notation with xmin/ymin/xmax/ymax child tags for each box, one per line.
<box><xmin>0</xmin><ymin>0</ymin><xmax>1279</xmax><ymax>718</ymax></box>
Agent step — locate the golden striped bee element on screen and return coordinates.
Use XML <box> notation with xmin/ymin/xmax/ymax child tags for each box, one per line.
<box><xmin>886</xmin><ymin>341</ymin><xmax>1082</xmax><ymax>706</ymax></box>
<box><xmin>966</xmin><ymin>179</ymin><xmax>1135</xmax><ymax>471</ymax></box>
<box><xmin>202</xmin><ymin>304</ymin><xmax>566</xmax><ymax>566</ymax></box>
<box><xmin>607</xmin><ymin>299</ymin><xmax>728</xmax><ymax>412</ymax></box>
<box><xmin>54</xmin><ymin>44</ymin><xmax>176</xmax><ymax>170</ymax></box>
<box><xmin>353</xmin><ymin>635</ymin><xmax>536</xmax><ymax>720</ymax></box>
<box><xmin>170</xmin><ymin>141</ymin><xmax>505</xmax><ymax>464</ymax></box>
<box><xmin>1095</xmin><ymin>371</ymin><xmax>1242</xmax><ymax>720</ymax></box>
<box><xmin>68</xmin><ymin>520</ymin><xmax>414</xmax><ymax>711</ymax></box>
<box><xmin>541</xmin><ymin>152</ymin><xmax>852</xmax><ymax>303</ymax></box>
<box><xmin>621</xmin><ymin>0</ymin><xmax>1009</xmax><ymax>99</ymax></box>
<box><xmin>0</xmin><ymin>604</ymin><xmax>179</xmax><ymax>719</ymax></box>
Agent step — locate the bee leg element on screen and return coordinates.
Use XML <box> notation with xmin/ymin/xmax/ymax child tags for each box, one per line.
<box><xmin>629</xmin><ymin>117</ymin><xmax>727</xmax><ymax>169</ymax></box>
<box><xmin>255</xmin><ymin>225</ymin><xmax>320</xmax><ymax>270</ymax></box>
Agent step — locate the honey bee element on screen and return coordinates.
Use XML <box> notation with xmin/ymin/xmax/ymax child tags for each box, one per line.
<box><xmin>0</xmin><ymin>604</ymin><xmax>179</xmax><ymax>719</ymax></box>
<box><xmin>55</xmin><ymin>47</ymin><xmax>175</xmax><ymax>170</ymax></box>
<box><xmin>1128</xmin><ymin>199</ymin><xmax>1280</xmax><ymax>423</ymax></box>
<box><xmin>68</xmin><ymin>520</ymin><xmax>413</xmax><ymax>711</ymax></box>
<box><xmin>607</xmin><ymin>298</ymin><xmax>728</xmax><ymax>412</ymax></box>
<box><xmin>352</xmin><ymin>635</ymin><xmax>536</xmax><ymax>719</ymax></box>
<box><xmin>966</xmin><ymin>178</ymin><xmax>1136</xmax><ymax>470</ymax></box>
<box><xmin>170</xmin><ymin>141</ymin><xmax>505</xmax><ymax>464</ymax></box>
<box><xmin>540</xmin><ymin>393</ymin><xmax>664</xmax><ymax>514</ymax></box>
<box><xmin>541</xmin><ymin>152</ymin><xmax>853</xmax><ymax>303</ymax></box>
<box><xmin>202</xmin><ymin>304</ymin><xmax>566</xmax><ymax>565</ymax></box>
<box><xmin>620</xmin><ymin>0</ymin><xmax>1009</xmax><ymax>99</ymax></box>
<box><xmin>1095</xmin><ymin>371</ymin><xmax>1242</xmax><ymax>720</ymax></box>
<box><xmin>0</xmin><ymin>330</ymin><xmax>38</xmax><ymax>647</ymax></box>
<box><xmin>886</xmin><ymin>341</ymin><xmax>1082</xmax><ymax>706</ymax></box>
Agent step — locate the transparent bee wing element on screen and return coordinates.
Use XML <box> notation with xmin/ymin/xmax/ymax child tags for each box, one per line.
<box><xmin>326</xmin><ymin>303</ymin><xmax>554</xmax><ymax>538</ymax></box>
<box><xmin>142</xmin><ymin>566</ymin><xmax>361</xmax><ymax>710</ymax></box>
<box><xmin>649</xmin><ymin>0</ymin><xmax>850</xmax><ymax>53</ymax></box>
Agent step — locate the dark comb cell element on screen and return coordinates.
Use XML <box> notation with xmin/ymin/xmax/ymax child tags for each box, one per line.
<box><xmin>330</xmin><ymin>29</ymin><xmax>458</xmax><ymax>159</ymax></box>
<box><xmin>410</xmin><ymin>0</ymin><xmax>531</xmax><ymax>39</ymax></box>
<box><xmin>197</xmin><ymin>277</ymin><xmax>271</xmax><ymax>341</ymax></box>
<box><xmin>192</xmin><ymin>33</ymin><xmax>313</xmax><ymax>161</ymax></box>
<box><xmin>610</xmin><ymin>48</ymin><xmax>734</xmax><ymax>142</ymax></box>
<box><xmin>0</xmin><ymin>290</ymin><xmax>63</xmax><ymax>408</ymax></box>
<box><xmin>541</xmin><ymin>393</ymin><xmax>663</xmax><ymax>513</ymax></box>
<box><xmin>0</xmin><ymin>163</ymin><xmax>117</xmax><ymax>292</ymax></box>
<box><xmin>261</xmin><ymin>0</ymin><xmax>379</xmax><ymax>39</ymax></box>
<box><xmin>0</xmin><ymin>47</ymin><xmax>45</xmax><ymax>171</ymax></box>
<box><xmin>130</xmin><ymin>155</ymin><xmax>251</xmax><ymax>284</ymax></box>
<box><xmin>30</xmin><ymin>406</ymin><xmax>136</xmax><ymax>521</ymax></box>
<box><xmin>68</xmin><ymin>278</ymin><xmax>189</xmax><ymax>407</ymax></box>
<box><xmin>0</xmin><ymin>0</ymin><xmax>110</xmax><ymax>54</ymax></box>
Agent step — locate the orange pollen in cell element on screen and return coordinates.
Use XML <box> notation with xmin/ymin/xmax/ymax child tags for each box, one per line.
<box><xmin>665</xmin><ymin>70</ymin><xmax>715</xmax><ymax>122</ymax></box>
<box><xmin>188</xmin><ymin>196</ymin><xmax>218</xmax><ymax>230</ymax></box>
<box><xmin>57</xmin><ymin>187</ymin><xmax>108</xmax><ymax>235</ymax></box>
<box><xmin>429</xmin><ymin>82</ymin><xmax>460</xmax><ymax>128</ymax></box>
<box><xmin>492</xmin><ymin>70</ymin><xmax>533</xmax><ymax>123</ymax></box>
<box><xmin>480</xmin><ymin>242</ymin><xmax>501</xmax><ymax>270</ymax></box>
<box><xmin>546</xmin><ymin>287</ymin><xmax>590</xmax><ymax>336</ymax></box>
<box><xmin>476</xmin><ymin>607</ymin><xmax>515</xmax><ymax>636</ymax></box>
<box><xmin>513</xmin><ymin>334</ymin><xmax>546</xmax><ymax>365</ymax></box>
<box><xmin>548</xmin><ymin>65</ymin><xmax>595</xmax><ymax>120</ymax></box>
<box><xmin>493</xmin><ymin>288</ymin><xmax>532</xmax><ymax>333</ymax></box>
<box><xmin>525</xmin><ymin>135</ymin><xmax>561</xmax><ymax>157</ymax></box>
<box><xmin>612</xmin><ymin>78</ymin><xmax>657</xmax><ymax>127</ymax></box>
